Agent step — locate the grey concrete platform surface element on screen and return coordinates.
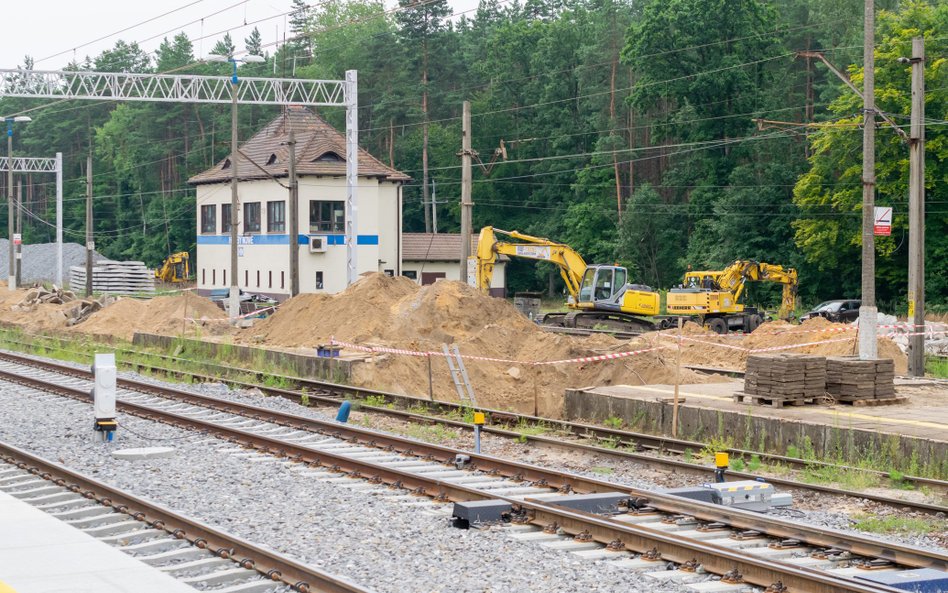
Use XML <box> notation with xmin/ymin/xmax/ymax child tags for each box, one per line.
<box><xmin>565</xmin><ymin>380</ymin><xmax>948</xmax><ymax>463</ymax></box>
<box><xmin>0</xmin><ymin>489</ymin><xmax>195</xmax><ymax>593</ymax></box>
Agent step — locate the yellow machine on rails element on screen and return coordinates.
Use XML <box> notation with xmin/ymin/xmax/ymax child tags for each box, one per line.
<box><xmin>667</xmin><ymin>260</ymin><xmax>798</xmax><ymax>334</ymax></box>
<box><xmin>155</xmin><ymin>252</ymin><xmax>191</xmax><ymax>283</ymax></box>
<box><xmin>475</xmin><ymin>227</ymin><xmax>660</xmax><ymax>332</ymax></box>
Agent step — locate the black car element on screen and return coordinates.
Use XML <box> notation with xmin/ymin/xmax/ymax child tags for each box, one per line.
<box><xmin>801</xmin><ymin>299</ymin><xmax>861</xmax><ymax>323</ymax></box>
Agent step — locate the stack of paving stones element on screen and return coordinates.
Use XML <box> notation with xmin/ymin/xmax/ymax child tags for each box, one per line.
<box><xmin>826</xmin><ymin>356</ymin><xmax>898</xmax><ymax>405</ymax></box>
<box><xmin>736</xmin><ymin>353</ymin><xmax>826</xmax><ymax>408</ymax></box>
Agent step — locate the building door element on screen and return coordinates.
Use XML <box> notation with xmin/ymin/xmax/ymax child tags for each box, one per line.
<box><xmin>421</xmin><ymin>272</ymin><xmax>446</xmax><ymax>285</ymax></box>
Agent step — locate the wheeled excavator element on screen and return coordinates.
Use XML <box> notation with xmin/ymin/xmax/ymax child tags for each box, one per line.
<box><xmin>667</xmin><ymin>261</ymin><xmax>798</xmax><ymax>334</ymax></box>
<box><xmin>475</xmin><ymin>227</ymin><xmax>798</xmax><ymax>334</ymax></box>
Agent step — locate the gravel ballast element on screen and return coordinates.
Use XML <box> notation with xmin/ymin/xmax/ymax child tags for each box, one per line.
<box><xmin>2</xmin><ymin>357</ymin><xmax>944</xmax><ymax>592</ymax></box>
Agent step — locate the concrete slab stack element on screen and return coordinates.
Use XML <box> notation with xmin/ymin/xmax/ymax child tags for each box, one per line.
<box><xmin>736</xmin><ymin>353</ymin><xmax>826</xmax><ymax>407</ymax></box>
<box><xmin>826</xmin><ymin>356</ymin><xmax>898</xmax><ymax>404</ymax></box>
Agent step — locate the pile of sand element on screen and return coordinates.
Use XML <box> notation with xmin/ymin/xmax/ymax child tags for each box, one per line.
<box><xmin>74</xmin><ymin>294</ymin><xmax>227</xmax><ymax>341</ymax></box>
<box><xmin>242</xmin><ymin>275</ymin><xmax>717</xmax><ymax>414</ymax></box>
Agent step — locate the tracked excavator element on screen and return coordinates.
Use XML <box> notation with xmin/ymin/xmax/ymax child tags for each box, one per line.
<box><xmin>475</xmin><ymin>227</ymin><xmax>798</xmax><ymax>335</ymax></box>
<box><xmin>475</xmin><ymin>227</ymin><xmax>660</xmax><ymax>332</ymax></box>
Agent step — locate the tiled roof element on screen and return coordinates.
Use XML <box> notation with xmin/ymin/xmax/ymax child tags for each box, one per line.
<box><xmin>402</xmin><ymin>233</ymin><xmax>507</xmax><ymax>262</ymax></box>
<box><xmin>188</xmin><ymin>107</ymin><xmax>410</xmax><ymax>185</ymax></box>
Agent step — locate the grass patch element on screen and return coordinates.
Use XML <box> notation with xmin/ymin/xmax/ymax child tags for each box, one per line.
<box><xmin>800</xmin><ymin>465</ymin><xmax>879</xmax><ymax>491</ymax></box>
<box><xmin>602</xmin><ymin>415</ymin><xmax>624</xmax><ymax>429</ymax></box>
<box><xmin>853</xmin><ymin>514</ymin><xmax>944</xmax><ymax>535</ymax></box>
<box><xmin>590</xmin><ymin>466</ymin><xmax>614</xmax><ymax>475</ymax></box>
<box><xmin>926</xmin><ymin>356</ymin><xmax>948</xmax><ymax>378</ymax></box>
<box><xmin>403</xmin><ymin>423</ymin><xmax>460</xmax><ymax>444</ymax></box>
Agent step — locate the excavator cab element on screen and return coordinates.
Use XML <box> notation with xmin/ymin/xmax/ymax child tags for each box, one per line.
<box><xmin>576</xmin><ymin>265</ymin><xmax>660</xmax><ymax>316</ymax></box>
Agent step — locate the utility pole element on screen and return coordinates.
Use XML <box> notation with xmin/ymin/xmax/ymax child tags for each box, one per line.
<box><xmin>906</xmin><ymin>37</ymin><xmax>926</xmax><ymax>376</ymax></box>
<box><xmin>858</xmin><ymin>0</ymin><xmax>878</xmax><ymax>360</ymax></box>
<box><xmin>431</xmin><ymin>178</ymin><xmax>438</xmax><ymax>234</ymax></box>
<box><xmin>459</xmin><ymin>101</ymin><xmax>473</xmax><ymax>284</ymax></box>
<box><xmin>85</xmin><ymin>153</ymin><xmax>93</xmax><ymax>297</ymax></box>
<box><xmin>229</xmin><ymin>76</ymin><xmax>240</xmax><ymax>319</ymax></box>
<box><xmin>6</xmin><ymin>124</ymin><xmax>13</xmax><ymax>291</ymax></box>
<box><xmin>288</xmin><ymin>130</ymin><xmax>300</xmax><ymax>297</ymax></box>
<box><xmin>15</xmin><ymin>179</ymin><xmax>21</xmax><ymax>287</ymax></box>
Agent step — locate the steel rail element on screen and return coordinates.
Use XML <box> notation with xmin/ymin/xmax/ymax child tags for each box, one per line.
<box><xmin>0</xmin><ymin>441</ymin><xmax>370</xmax><ymax>593</ymax></box>
<box><xmin>3</xmin><ymin>334</ymin><xmax>942</xmax><ymax>490</ymax></box>
<box><xmin>0</xmin><ymin>345</ymin><xmax>944</xmax><ymax>510</ymax></box>
<box><xmin>0</xmin><ymin>361</ymin><xmax>943</xmax><ymax>579</ymax></box>
<box><xmin>0</xmin><ymin>369</ymin><xmax>917</xmax><ymax>593</ymax></box>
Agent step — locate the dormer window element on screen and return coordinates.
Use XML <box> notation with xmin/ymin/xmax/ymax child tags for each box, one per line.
<box><xmin>266</xmin><ymin>153</ymin><xmax>277</xmax><ymax>165</ymax></box>
<box><xmin>313</xmin><ymin>151</ymin><xmax>344</xmax><ymax>163</ymax></box>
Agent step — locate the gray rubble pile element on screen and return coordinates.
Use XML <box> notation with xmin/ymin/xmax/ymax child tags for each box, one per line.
<box><xmin>0</xmin><ymin>239</ymin><xmax>111</xmax><ymax>285</ymax></box>
<box><xmin>12</xmin><ymin>286</ymin><xmax>77</xmax><ymax>310</ymax></box>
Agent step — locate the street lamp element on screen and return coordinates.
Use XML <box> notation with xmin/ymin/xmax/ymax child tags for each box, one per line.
<box><xmin>5</xmin><ymin>115</ymin><xmax>31</xmax><ymax>291</ymax></box>
<box><xmin>206</xmin><ymin>54</ymin><xmax>266</xmax><ymax>320</ymax></box>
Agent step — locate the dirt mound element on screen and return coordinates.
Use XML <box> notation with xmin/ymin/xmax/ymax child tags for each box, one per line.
<box><xmin>241</xmin><ymin>274</ymin><xmax>718</xmax><ymax>414</ymax></box>
<box><xmin>248</xmin><ymin>274</ymin><xmax>419</xmax><ymax>345</ymax></box>
<box><xmin>74</xmin><ymin>294</ymin><xmax>226</xmax><ymax>341</ymax></box>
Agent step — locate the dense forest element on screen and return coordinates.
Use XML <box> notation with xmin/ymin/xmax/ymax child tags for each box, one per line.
<box><xmin>0</xmin><ymin>0</ymin><xmax>944</xmax><ymax>312</ymax></box>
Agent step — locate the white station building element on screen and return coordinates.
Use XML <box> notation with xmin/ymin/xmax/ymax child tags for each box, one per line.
<box><xmin>189</xmin><ymin>108</ymin><xmax>410</xmax><ymax>299</ymax></box>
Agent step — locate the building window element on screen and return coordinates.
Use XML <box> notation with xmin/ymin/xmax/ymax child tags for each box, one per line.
<box><xmin>221</xmin><ymin>204</ymin><xmax>232</xmax><ymax>233</ymax></box>
<box><xmin>244</xmin><ymin>202</ymin><xmax>261</xmax><ymax>233</ymax></box>
<box><xmin>212</xmin><ymin>269</ymin><xmax>216</xmax><ymax>285</ymax></box>
<box><xmin>256</xmin><ymin>270</ymin><xmax>261</xmax><ymax>288</ymax></box>
<box><xmin>315</xmin><ymin>271</ymin><xmax>324</xmax><ymax>290</ymax></box>
<box><xmin>267</xmin><ymin>201</ymin><xmax>286</xmax><ymax>233</ymax></box>
<box><xmin>200</xmin><ymin>205</ymin><xmax>216</xmax><ymax>234</ymax></box>
<box><xmin>223</xmin><ymin>269</ymin><xmax>227</xmax><ymax>285</ymax></box>
<box><xmin>202</xmin><ymin>269</ymin><xmax>206</xmax><ymax>284</ymax></box>
<box><xmin>244</xmin><ymin>270</ymin><xmax>249</xmax><ymax>286</ymax></box>
<box><xmin>309</xmin><ymin>201</ymin><xmax>345</xmax><ymax>233</ymax></box>
<box><xmin>268</xmin><ymin>271</ymin><xmax>273</xmax><ymax>289</ymax></box>
<box><xmin>384</xmin><ymin>269</ymin><xmax>394</xmax><ymax>277</ymax></box>
<box><xmin>402</xmin><ymin>270</ymin><xmax>417</xmax><ymax>281</ymax></box>
<box><xmin>281</xmin><ymin>271</ymin><xmax>285</xmax><ymax>289</ymax></box>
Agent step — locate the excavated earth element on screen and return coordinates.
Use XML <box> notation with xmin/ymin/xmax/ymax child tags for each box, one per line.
<box><xmin>0</xmin><ymin>275</ymin><xmax>910</xmax><ymax>413</ymax></box>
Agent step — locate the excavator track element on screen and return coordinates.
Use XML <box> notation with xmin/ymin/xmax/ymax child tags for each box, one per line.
<box><xmin>542</xmin><ymin>310</ymin><xmax>657</xmax><ymax>334</ymax></box>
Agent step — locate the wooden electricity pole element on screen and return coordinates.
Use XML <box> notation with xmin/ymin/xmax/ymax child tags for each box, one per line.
<box><xmin>459</xmin><ymin>101</ymin><xmax>473</xmax><ymax>284</ymax></box>
<box><xmin>906</xmin><ymin>37</ymin><xmax>926</xmax><ymax>376</ymax></box>
<box><xmin>85</xmin><ymin>153</ymin><xmax>93</xmax><ymax>297</ymax></box>
<box><xmin>288</xmin><ymin>130</ymin><xmax>300</xmax><ymax>297</ymax></box>
<box><xmin>858</xmin><ymin>0</ymin><xmax>878</xmax><ymax>360</ymax></box>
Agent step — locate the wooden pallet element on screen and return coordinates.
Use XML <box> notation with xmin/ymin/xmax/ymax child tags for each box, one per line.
<box><xmin>833</xmin><ymin>396</ymin><xmax>908</xmax><ymax>407</ymax></box>
<box><xmin>733</xmin><ymin>391</ymin><xmax>813</xmax><ymax>408</ymax></box>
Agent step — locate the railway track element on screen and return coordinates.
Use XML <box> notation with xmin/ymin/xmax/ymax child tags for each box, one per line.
<box><xmin>0</xmin><ymin>343</ymin><xmax>943</xmax><ymax>516</ymax></box>
<box><xmin>0</xmin><ymin>442</ymin><xmax>369</xmax><ymax>593</ymax></box>
<box><xmin>0</xmin><ymin>353</ymin><xmax>943</xmax><ymax>593</ymax></box>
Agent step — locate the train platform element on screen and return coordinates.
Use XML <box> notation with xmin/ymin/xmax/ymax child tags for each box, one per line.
<box><xmin>564</xmin><ymin>378</ymin><xmax>948</xmax><ymax>463</ymax></box>
<box><xmin>0</xmin><ymin>488</ymin><xmax>195</xmax><ymax>593</ymax></box>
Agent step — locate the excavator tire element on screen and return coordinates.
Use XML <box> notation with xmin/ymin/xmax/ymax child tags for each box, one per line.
<box><xmin>706</xmin><ymin>318</ymin><xmax>728</xmax><ymax>335</ymax></box>
<box><xmin>747</xmin><ymin>314</ymin><xmax>764</xmax><ymax>333</ymax></box>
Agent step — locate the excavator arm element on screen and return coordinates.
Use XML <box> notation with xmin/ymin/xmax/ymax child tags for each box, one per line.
<box><xmin>476</xmin><ymin>227</ymin><xmax>587</xmax><ymax>300</ymax></box>
<box><xmin>723</xmin><ymin>260</ymin><xmax>798</xmax><ymax>318</ymax></box>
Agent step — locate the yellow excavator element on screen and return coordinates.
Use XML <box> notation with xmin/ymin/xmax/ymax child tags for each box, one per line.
<box><xmin>667</xmin><ymin>261</ymin><xmax>798</xmax><ymax>334</ymax></box>
<box><xmin>475</xmin><ymin>227</ymin><xmax>660</xmax><ymax>331</ymax></box>
<box><xmin>155</xmin><ymin>252</ymin><xmax>191</xmax><ymax>283</ymax></box>
<box><xmin>476</xmin><ymin>227</ymin><xmax>798</xmax><ymax>334</ymax></box>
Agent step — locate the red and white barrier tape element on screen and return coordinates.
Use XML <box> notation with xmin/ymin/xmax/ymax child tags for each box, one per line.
<box><xmin>329</xmin><ymin>337</ymin><xmax>667</xmax><ymax>366</ymax></box>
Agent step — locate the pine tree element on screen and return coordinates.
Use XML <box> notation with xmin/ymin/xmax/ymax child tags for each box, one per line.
<box><xmin>245</xmin><ymin>27</ymin><xmax>264</xmax><ymax>56</ymax></box>
<box><xmin>210</xmin><ymin>33</ymin><xmax>236</xmax><ymax>58</ymax></box>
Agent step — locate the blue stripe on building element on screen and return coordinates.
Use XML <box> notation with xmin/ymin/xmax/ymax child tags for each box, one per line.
<box><xmin>197</xmin><ymin>234</ymin><xmax>379</xmax><ymax>246</ymax></box>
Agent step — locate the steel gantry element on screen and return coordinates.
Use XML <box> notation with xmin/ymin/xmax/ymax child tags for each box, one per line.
<box><xmin>0</xmin><ymin>67</ymin><xmax>361</xmax><ymax>301</ymax></box>
<box><xmin>0</xmin><ymin>154</ymin><xmax>63</xmax><ymax>286</ymax></box>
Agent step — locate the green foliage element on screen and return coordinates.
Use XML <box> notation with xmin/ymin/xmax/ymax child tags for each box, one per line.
<box><xmin>853</xmin><ymin>514</ymin><xmax>944</xmax><ymax>536</ymax></box>
<box><xmin>603</xmin><ymin>415</ymin><xmax>624</xmax><ymax>429</ymax></box>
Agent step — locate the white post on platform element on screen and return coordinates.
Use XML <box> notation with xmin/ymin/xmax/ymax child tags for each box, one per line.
<box><xmin>345</xmin><ymin>70</ymin><xmax>359</xmax><ymax>286</ymax></box>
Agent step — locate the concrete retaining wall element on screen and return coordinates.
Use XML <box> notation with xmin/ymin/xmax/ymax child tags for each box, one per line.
<box><xmin>564</xmin><ymin>388</ymin><xmax>948</xmax><ymax>475</ymax></box>
<box><xmin>132</xmin><ymin>332</ymin><xmax>351</xmax><ymax>382</ymax></box>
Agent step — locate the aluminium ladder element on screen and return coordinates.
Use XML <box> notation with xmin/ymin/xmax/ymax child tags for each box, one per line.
<box><xmin>442</xmin><ymin>344</ymin><xmax>477</xmax><ymax>408</ymax></box>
